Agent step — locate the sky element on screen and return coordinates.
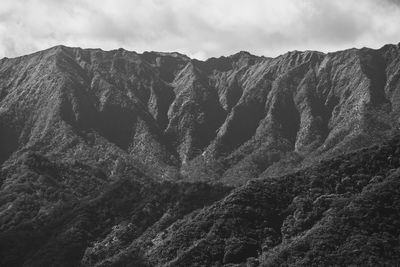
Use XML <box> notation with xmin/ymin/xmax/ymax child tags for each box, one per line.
<box><xmin>0</xmin><ymin>0</ymin><xmax>400</xmax><ymax>60</ymax></box>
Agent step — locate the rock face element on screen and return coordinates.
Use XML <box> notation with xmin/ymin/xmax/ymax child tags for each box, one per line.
<box><xmin>1</xmin><ymin>43</ymin><xmax>400</xmax><ymax>266</ymax></box>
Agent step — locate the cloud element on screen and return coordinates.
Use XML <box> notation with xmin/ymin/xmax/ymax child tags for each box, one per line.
<box><xmin>0</xmin><ymin>0</ymin><xmax>399</xmax><ymax>59</ymax></box>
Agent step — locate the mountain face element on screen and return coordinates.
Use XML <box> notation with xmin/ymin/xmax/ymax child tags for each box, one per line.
<box><xmin>1</xmin><ymin>44</ymin><xmax>400</xmax><ymax>186</ymax></box>
<box><xmin>1</xmin><ymin>43</ymin><xmax>400</xmax><ymax>266</ymax></box>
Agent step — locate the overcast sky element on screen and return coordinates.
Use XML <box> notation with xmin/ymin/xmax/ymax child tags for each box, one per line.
<box><xmin>1</xmin><ymin>0</ymin><xmax>400</xmax><ymax>59</ymax></box>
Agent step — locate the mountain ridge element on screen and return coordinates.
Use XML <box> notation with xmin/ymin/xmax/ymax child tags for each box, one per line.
<box><xmin>2</xmin><ymin>42</ymin><xmax>400</xmax><ymax>186</ymax></box>
<box><xmin>1</xmin><ymin>41</ymin><xmax>400</xmax><ymax>266</ymax></box>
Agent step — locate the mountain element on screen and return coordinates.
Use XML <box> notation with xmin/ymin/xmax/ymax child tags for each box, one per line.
<box><xmin>1</xmin><ymin>42</ymin><xmax>400</xmax><ymax>266</ymax></box>
<box><xmin>2</xmin><ymin>44</ymin><xmax>400</xmax><ymax>186</ymax></box>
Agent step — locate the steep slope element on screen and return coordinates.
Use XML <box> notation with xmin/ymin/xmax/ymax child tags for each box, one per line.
<box><xmin>1</xmin><ymin>44</ymin><xmax>400</xmax><ymax>186</ymax></box>
<box><xmin>187</xmin><ymin>47</ymin><xmax>397</xmax><ymax>185</ymax></box>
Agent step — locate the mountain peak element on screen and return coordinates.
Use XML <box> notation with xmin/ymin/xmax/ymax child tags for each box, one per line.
<box><xmin>229</xmin><ymin>50</ymin><xmax>259</xmax><ymax>60</ymax></box>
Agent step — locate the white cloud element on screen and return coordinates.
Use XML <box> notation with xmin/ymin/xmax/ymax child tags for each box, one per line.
<box><xmin>0</xmin><ymin>0</ymin><xmax>400</xmax><ymax>59</ymax></box>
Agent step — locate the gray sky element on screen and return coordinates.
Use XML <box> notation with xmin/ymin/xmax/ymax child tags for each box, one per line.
<box><xmin>1</xmin><ymin>0</ymin><xmax>400</xmax><ymax>59</ymax></box>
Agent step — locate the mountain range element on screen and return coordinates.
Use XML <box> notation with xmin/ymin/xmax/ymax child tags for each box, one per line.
<box><xmin>1</xmin><ymin>42</ymin><xmax>400</xmax><ymax>266</ymax></box>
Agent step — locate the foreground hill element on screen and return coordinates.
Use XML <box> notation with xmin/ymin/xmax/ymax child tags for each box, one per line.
<box><xmin>82</xmin><ymin>132</ymin><xmax>400</xmax><ymax>266</ymax></box>
<box><xmin>1</xmin><ymin>129</ymin><xmax>400</xmax><ymax>266</ymax></box>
